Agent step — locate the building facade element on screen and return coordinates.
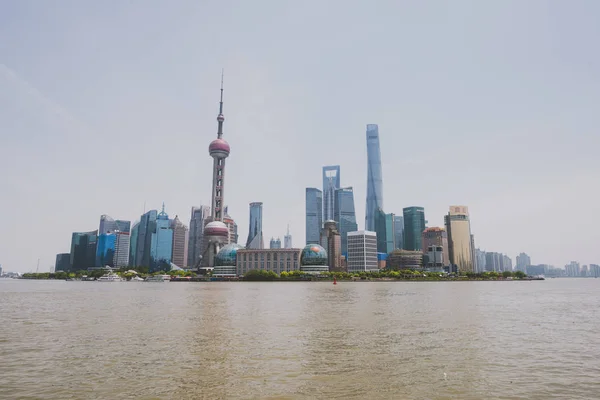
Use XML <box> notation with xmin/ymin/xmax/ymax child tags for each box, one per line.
<box><xmin>422</xmin><ymin>227</ymin><xmax>449</xmax><ymax>266</ymax></box>
<box><xmin>70</xmin><ymin>230</ymin><xmax>98</xmax><ymax>271</ymax></box>
<box><xmin>223</xmin><ymin>207</ymin><xmax>238</xmax><ymax>244</ymax></box>
<box><xmin>134</xmin><ymin>209</ymin><xmax>158</xmax><ymax>268</ymax></box>
<box><xmin>320</xmin><ymin>220</ymin><xmax>342</xmax><ymax>272</ymax></box>
<box><xmin>394</xmin><ymin>215</ymin><xmax>404</xmax><ymax>250</ymax></box>
<box><xmin>516</xmin><ymin>252</ymin><xmax>531</xmax><ymax>272</ymax></box>
<box><xmin>387</xmin><ymin>249</ymin><xmax>423</xmax><ymax>270</ymax></box>
<box><xmin>305</xmin><ymin>188</ymin><xmax>323</xmax><ymax>245</ymax></box>
<box><xmin>96</xmin><ymin>233</ymin><xmax>116</xmax><ymax>267</ymax></box>
<box><xmin>187</xmin><ymin>205</ymin><xmax>211</xmax><ymax>268</ymax></box>
<box><xmin>322</xmin><ymin>165</ymin><xmax>341</xmax><ymax>222</ymax></box>
<box><xmin>150</xmin><ymin>207</ymin><xmax>173</xmax><ymax>272</ymax></box>
<box><xmin>236</xmin><ymin>248</ymin><xmax>302</xmax><ymax>276</ymax></box>
<box><xmin>170</xmin><ymin>216</ymin><xmax>188</xmax><ymax>268</ymax></box>
<box><xmin>365</xmin><ymin>124</ymin><xmax>384</xmax><ymax>232</ymax></box>
<box><xmin>333</xmin><ymin>187</ymin><xmax>358</xmax><ymax>255</ymax></box>
<box><xmin>347</xmin><ymin>230</ymin><xmax>378</xmax><ymax>272</ymax></box>
<box><xmin>270</xmin><ymin>238</ymin><xmax>282</xmax><ymax>249</ymax></box>
<box><xmin>129</xmin><ymin>222</ymin><xmax>139</xmax><ymax>267</ymax></box>
<box><xmin>403</xmin><ymin>206</ymin><xmax>426</xmax><ymax>251</ymax></box>
<box><xmin>99</xmin><ymin>215</ymin><xmax>130</xmax><ymax>234</ymax></box>
<box><xmin>374</xmin><ymin>208</ymin><xmax>395</xmax><ymax>254</ymax></box>
<box><xmin>246</xmin><ymin>202</ymin><xmax>264</xmax><ymax>249</ymax></box>
<box><xmin>445</xmin><ymin>205</ymin><xmax>474</xmax><ymax>273</ymax></box>
<box><xmin>55</xmin><ymin>253</ymin><xmax>71</xmax><ymax>272</ymax></box>
<box><xmin>113</xmin><ymin>231</ymin><xmax>130</xmax><ymax>268</ymax></box>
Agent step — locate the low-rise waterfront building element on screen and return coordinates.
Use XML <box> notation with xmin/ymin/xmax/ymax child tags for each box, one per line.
<box><xmin>299</xmin><ymin>244</ymin><xmax>329</xmax><ymax>274</ymax></box>
<box><xmin>236</xmin><ymin>248</ymin><xmax>302</xmax><ymax>276</ymax></box>
<box><xmin>387</xmin><ymin>249</ymin><xmax>423</xmax><ymax>270</ymax></box>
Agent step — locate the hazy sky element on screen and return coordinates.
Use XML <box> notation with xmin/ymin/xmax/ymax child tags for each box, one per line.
<box><xmin>1</xmin><ymin>0</ymin><xmax>599</xmax><ymax>272</ymax></box>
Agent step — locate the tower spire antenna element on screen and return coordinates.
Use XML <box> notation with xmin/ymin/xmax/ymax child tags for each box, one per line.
<box><xmin>217</xmin><ymin>69</ymin><xmax>225</xmax><ymax>138</ymax></box>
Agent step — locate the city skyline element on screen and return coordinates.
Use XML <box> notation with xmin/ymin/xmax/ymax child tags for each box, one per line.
<box><xmin>2</xmin><ymin>1</ymin><xmax>599</xmax><ymax>272</ymax></box>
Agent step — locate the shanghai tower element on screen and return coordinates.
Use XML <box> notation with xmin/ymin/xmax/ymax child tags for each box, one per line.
<box><xmin>365</xmin><ymin>124</ymin><xmax>384</xmax><ymax>232</ymax></box>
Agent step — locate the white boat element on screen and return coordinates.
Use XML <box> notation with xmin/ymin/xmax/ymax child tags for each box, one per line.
<box><xmin>97</xmin><ymin>272</ymin><xmax>124</xmax><ymax>282</ymax></box>
<box><xmin>145</xmin><ymin>274</ymin><xmax>171</xmax><ymax>282</ymax></box>
<box><xmin>130</xmin><ymin>276</ymin><xmax>144</xmax><ymax>282</ymax></box>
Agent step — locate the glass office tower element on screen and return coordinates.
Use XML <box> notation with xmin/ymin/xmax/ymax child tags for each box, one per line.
<box><xmin>334</xmin><ymin>187</ymin><xmax>358</xmax><ymax>255</ymax></box>
<box><xmin>394</xmin><ymin>215</ymin><xmax>404</xmax><ymax>250</ymax></box>
<box><xmin>70</xmin><ymin>230</ymin><xmax>98</xmax><ymax>271</ymax></box>
<box><xmin>365</xmin><ymin>124</ymin><xmax>384</xmax><ymax>231</ymax></box>
<box><xmin>305</xmin><ymin>188</ymin><xmax>323</xmax><ymax>245</ymax></box>
<box><xmin>150</xmin><ymin>207</ymin><xmax>173</xmax><ymax>272</ymax></box>
<box><xmin>322</xmin><ymin>165</ymin><xmax>341</xmax><ymax>222</ymax></box>
<box><xmin>96</xmin><ymin>233</ymin><xmax>116</xmax><ymax>267</ymax></box>
<box><xmin>246</xmin><ymin>202</ymin><xmax>264</xmax><ymax>249</ymax></box>
<box><xmin>403</xmin><ymin>206</ymin><xmax>426</xmax><ymax>251</ymax></box>
<box><xmin>135</xmin><ymin>210</ymin><xmax>158</xmax><ymax>268</ymax></box>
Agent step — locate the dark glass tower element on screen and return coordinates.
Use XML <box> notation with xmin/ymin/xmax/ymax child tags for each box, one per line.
<box><xmin>333</xmin><ymin>187</ymin><xmax>358</xmax><ymax>255</ymax></box>
<box><xmin>305</xmin><ymin>188</ymin><xmax>323</xmax><ymax>244</ymax></box>
<box><xmin>365</xmin><ymin>124</ymin><xmax>384</xmax><ymax>231</ymax></box>
<box><xmin>322</xmin><ymin>165</ymin><xmax>340</xmax><ymax>222</ymax></box>
<box><xmin>246</xmin><ymin>202</ymin><xmax>264</xmax><ymax>249</ymax></box>
<box><xmin>403</xmin><ymin>206</ymin><xmax>426</xmax><ymax>251</ymax></box>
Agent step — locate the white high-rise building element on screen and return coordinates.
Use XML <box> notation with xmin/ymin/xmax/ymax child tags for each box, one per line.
<box><xmin>170</xmin><ymin>216</ymin><xmax>189</xmax><ymax>268</ymax></box>
<box><xmin>113</xmin><ymin>231</ymin><xmax>130</xmax><ymax>268</ymax></box>
<box><xmin>284</xmin><ymin>225</ymin><xmax>293</xmax><ymax>249</ymax></box>
<box><xmin>347</xmin><ymin>230</ymin><xmax>378</xmax><ymax>272</ymax></box>
<box><xmin>516</xmin><ymin>252</ymin><xmax>531</xmax><ymax>272</ymax></box>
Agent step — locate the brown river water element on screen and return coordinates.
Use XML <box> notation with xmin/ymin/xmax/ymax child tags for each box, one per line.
<box><xmin>0</xmin><ymin>279</ymin><xmax>599</xmax><ymax>399</ymax></box>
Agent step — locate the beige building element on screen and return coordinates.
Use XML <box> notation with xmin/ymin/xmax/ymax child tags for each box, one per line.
<box><xmin>236</xmin><ymin>248</ymin><xmax>301</xmax><ymax>276</ymax></box>
<box><xmin>320</xmin><ymin>220</ymin><xmax>343</xmax><ymax>272</ymax></box>
<box><xmin>170</xmin><ymin>216</ymin><xmax>189</xmax><ymax>268</ymax></box>
<box><xmin>444</xmin><ymin>206</ymin><xmax>474</xmax><ymax>273</ymax></box>
<box><xmin>422</xmin><ymin>227</ymin><xmax>449</xmax><ymax>267</ymax></box>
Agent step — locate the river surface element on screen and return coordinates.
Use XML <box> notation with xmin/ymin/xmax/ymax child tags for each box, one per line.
<box><xmin>0</xmin><ymin>279</ymin><xmax>599</xmax><ymax>399</ymax></box>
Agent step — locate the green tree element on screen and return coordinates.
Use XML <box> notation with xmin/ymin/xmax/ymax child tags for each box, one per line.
<box><xmin>243</xmin><ymin>269</ymin><xmax>278</xmax><ymax>281</ymax></box>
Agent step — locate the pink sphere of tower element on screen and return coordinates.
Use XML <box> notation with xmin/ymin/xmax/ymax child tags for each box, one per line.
<box><xmin>209</xmin><ymin>138</ymin><xmax>230</xmax><ymax>158</ymax></box>
<box><xmin>204</xmin><ymin>221</ymin><xmax>229</xmax><ymax>238</ymax></box>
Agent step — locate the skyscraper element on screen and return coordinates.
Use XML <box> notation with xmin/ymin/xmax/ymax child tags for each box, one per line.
<box><xmin>365</xmin><ymin>124</ymin><xmax>384</xmax><ymax>231</ymax></box>
<box><xmin>284</xmin><ymin>225</ymin><xmax>292</xmax><ymax>249</ymax></box>
<box><xmin>96</xmin><ymin>233</ymin><xmax>116</xmax><ymax>267</ymax></box>
<box><xmin>374</xmin><ymin>208</ymin><xmax>395</xmax><ymax>254</ymax></box>
<box><xmin>55</xmin><ymin>253</ymin><xmax>71</xmax><ymax>272</ymax></box>
<box><xmin>322</xmin><ymin>165</ymin><xmax>341</xmax><ymax>222</ymax></box>
<box><xmin>445</xmin><ymin>205</ymin><xmax>474</xmax><ymax>273</ymax></box>
<box><xmin>188</xmin><ymin>205</ymin><xmax>211</xmax><ymax>268</ymax></box>
<box><xmin>403</xmin><ymin>207</ymin><xmax>426</xmax><ymax>251</ymax></box>
<box><xmin>202</xmin><ymin>75</ymin><xmax>232</xmax><ymax>272</ymax></box>
<box><xmin>70</xmin><ymin>230</ymin><xmax>98</xmax><ymax>271</ymax></box>
<box><xmin>246</xmin><ymin>202</ymin><xmax>264</xmax><ymax>249</ymax></box>
<box><xmin>99</xmin><ymin>215</ymin><xmax>130</xmax><ymax>234</ymax></box>
<box><xmin>305</xmin><ymin>188</ymin><xmax>323</xmax><ymax>245</ymax></box>
<box><xmin>223</xmin><ymin>207</ymin><xmax>238</xmax><ymax>244</ymax></box>
<box><xmin>393</xmin><ymin>215</ymin><xmax>404</xmax><ymax>250</ymax></box>
<box><xmin>333</xmin><ymin>187</ymin><xmax>358</xmax><ymax>255</ymax></box>
<box><xmin>320</xmin><ymin>220</ymin><xmax>342</xmax><ymax>271</ymax></box>
<box><xmin>270</xmin><ymin>238</ymin><xmax>282</xmax><ymax>249</ymax></box>
<box><xmin>347</xmin><ymin>230</ymin><xmax>378</xmax><ymax>272</ymax></box>
<box><xmin>422</xmin><ymin>227</ymin><xmax>449</xmax><ymax>266</ymax></box>
<box><xmin>134</xmin><ymin>209</ymin><xmax>158</xmax><ymax>268</ymax></box>
<box><xmin>113</xmin><ymin>231</ymin><xmax>130</xmax><ymax>268</ymax></box>
<box><xmin>170</xmin><ymin>216</ymin><xmax>188</xmax><ymax>268</ymax></box>
<box><xmin>129</xmin><ymin>222</ymin><xmax>139</xmax><ymax>267</ymax></box>
<box><xmin>150</xmin><ymin>205</ymin><xmax>173</xmax><ymax>272</ymax></box>
<box><xmin>516</xmin><ymin>252</ymin><xmax>531</xmax><ymax>272</ymax></box>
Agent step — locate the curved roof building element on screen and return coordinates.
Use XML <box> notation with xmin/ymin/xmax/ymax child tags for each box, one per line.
<box><xmin>215</xmin><ymin>243</ymin><xmax>245</xmax><ymax>267</ymax></box>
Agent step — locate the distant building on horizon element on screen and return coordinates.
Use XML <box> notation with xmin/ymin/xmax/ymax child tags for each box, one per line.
<box><xmin>170</xmin><ymin>216</ymin><xmax>188</xmax><ymax>268</ymax></box>
<box><xmin>347</xmin><ymin>230</ymin><xmax>378</xmax><ymax>273</ymax></box>
<box><xmin>133</xmin><ymin>209</ymin><xmax>158</xmax><ymax>268</ymax></box>
<box><xmin>333</xmin><ymin>187</ymin><xmax>358</xmax><ymax>256</ymax></box>
<box><xmin>284</xmin><ymin>225</ymin><xmax>292</xmax><ymax>249</ymax></box>
<box><xmin>96</xmin><ymin>232</ymin><xmax>116</xmax><ymax>267</ymax></box>
<box><xmin>323</xmin><ymin>166</ymin><xmax>341</xmax><ymax>222</ymax></box>
<box><xmin>246</xmin><ymin>202</ymin><xmax>264</xmax><ymax>249</ymax></box>
<box><xmin>403</xmin><ymin>207</ymin><xmax>426</xmax><ymax>251</ymax></box>
<box><xmin>387</xmin><ymin>249</ymin><xmax>423</xmax><ymax>270</ymax></box>
<box><xmin>445</xmin><ymin>206</ymin><xmax>474</xmax><ymax>273</ymax></box>
<box><xmin>223</xmin><ymin>207</ymin><xmax>238</xmax><ymax>245</ymax></box>
<box><xmin>365</xmin><ymin>124</ymin><xmax>384</xmax><ymax>232</ymax></box>
<box><xmin>305</xmin><ymin>188</ymin><xmax>323</xmax><ymax>245</ymax></box>
<box><xmin>516</xmin><ymin>252</ymin><xmax>531</xmax><ymax>272</ymax></box>
<box><xmin>394</xmin><ymin>215</ymin><xmax>404</xmax><ymax>250</ymax></box>
<box><xmin>188</xmin><ymin>205</ymin><xmax>211</xmax><ymax>268</ymax></box>
<box><xmin>55</xmin><ymin>253</ymin><xmax>71</xmax><ymax>272</ymax></box>
<box><xmin>113</xmin><ymin>231</ymin><xmax>130</xmax><ymax>268</ymax></box>
<box><xmin>149</xmin><ymin>205</ymin><xmax>173</xmax><ymax>272</ymax></box>
<box><xmin>70</xmin><ymin>230</ymin><xmax>98</xmax><ymax>271</ymax></box>
<box><xmin>99</xmin><ymin>215</ymin><xmax>130</xmax><ymax>235</ymax></box>
<box><xmin>270</xmin><ymin>237</ymin><xmax>282</xmax><ymax>249</ymax></box>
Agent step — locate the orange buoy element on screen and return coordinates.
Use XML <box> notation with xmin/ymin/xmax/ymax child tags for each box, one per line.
<box><xmin>333</xmin><ymin>277</ymin><xmax>337</xmax><ymax>285</ymax></box>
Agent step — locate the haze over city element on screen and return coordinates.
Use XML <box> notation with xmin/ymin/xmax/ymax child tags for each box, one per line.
<box><xmin>1</xmin><ymin>0</ymin><xmax>599</xmax><ymax>272</ymax></box>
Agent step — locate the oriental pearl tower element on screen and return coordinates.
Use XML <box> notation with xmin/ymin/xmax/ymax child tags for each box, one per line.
<box><xmin>201</xmin><ymin>74</ymin><xmax>231</xmax><ymax>270</ymax></box>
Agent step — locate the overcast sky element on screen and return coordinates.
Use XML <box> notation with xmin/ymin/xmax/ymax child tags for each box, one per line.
<box><xmin>1</xmin><ymin>0</ymin><xmax>599</xmax><ymax>272</ymax></box>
